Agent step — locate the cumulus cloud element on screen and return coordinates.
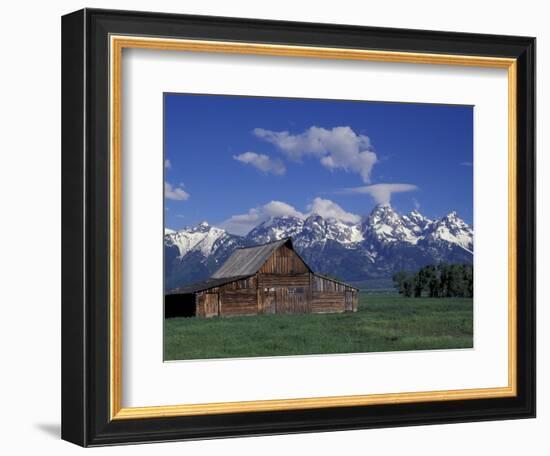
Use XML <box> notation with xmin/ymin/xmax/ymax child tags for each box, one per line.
<box><xmin>254</xmin><ymin>126</ymin><xmax>377</xmax><ymax>182</ymax></box>
<box><xmin>164</xmin><ymin>159</ymin><xmax>172</xmax><ymax>169</ymax></box>
<box><xmin>233</xmin><ymin>151</ymin><xmax>286</xmax><ymax>175</ymax></box>
<box><xmin>221</xmin><ymin>200</ymin><xmax>304</xmax><ymax>235</ymax></box>
<box><xmin>307</xmin><ymin>197</ymin><xmax>361</xmax><ymax>224</ymax></box>
<box><xmin>343</xmin><ymin>183</ymin><xmax>418</xmax><ymax>206</ymax></box>
<box><xmin>165</xmin><ymin>181</ymin><xmax>190</xmax><ymax>201</ymax></box>
<box><xmin>221</xmin><ymin>198</ymin><xmax>360</xmax><ymax>235</ymax></box>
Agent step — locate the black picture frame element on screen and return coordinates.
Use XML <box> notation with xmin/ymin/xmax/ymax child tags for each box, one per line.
<box><xmin>62</xmin><ymin>8</ymin><xmax>536</xmax><ymax>447</ymax></box>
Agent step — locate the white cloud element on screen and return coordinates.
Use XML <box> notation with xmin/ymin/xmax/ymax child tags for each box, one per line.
<box><xmin>254</xmin><ymin>126</ymin><xmax>377</xmax><ymax>182</ymax></box>
<box><xmin>164</xmin><ymin>159</ymin><xmax>172</xmax><ymax>169</ymax></box>
<box><xmin>343</xmin><ymin>183</ymin><xmax>418</xmax><ymax>206</ymax></box>
<box><xmin>165</xmin><ymin>181</ymin><xmax>190</xmax><ymax>201</ymax></box>
<box><xmin>307</xmin><ymin>197</ymin><xmax>361</xmax><ymax>224</ymax></box>
<box><xmin>233</xmin><ymin>152</ymin><xmax>286</xmax><ymax>175</ymax></box>
<box><xmin>221</xmin><ymin>200</ymin><xmax>304</xmax><ymax>235</ymax></box>
<box><xmin>221</xmin><ymin>198</ymin><xmax>361</xmax><ymax>235</ymax></box>
<box><xmin>460</xmin><ymin>161</ymin><xmax>473</xmax><ymax>167</ymax></box>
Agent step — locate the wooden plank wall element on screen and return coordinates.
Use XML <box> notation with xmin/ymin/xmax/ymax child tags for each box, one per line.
<box><xmin>310</xmin><ymin>274</ymin><xmax>358</xmax><ymax>313</ymax></box>
<box><xmin>259</xmin><ymin>244</ymin><xmax>309</xmax><ymax>274</ymax></box>
<box><xmin>220</xmin><ymin>289</ymin><xmax>257</xmax><ymax>316</ymax></box>
<box><xmin>311</xmin><ymin>274</ymin><xmax>349</xmax><ymax>292</ymax></box>
<box><xmin>196</xmin><ymin>293</ymin><xmax>219</xmax><ymax>318</ymax></box>
<box><xmin>274</xmin><ymin>287</ymin><xmax>310</xmax><ymax>314</ymax></box>
<box><xmin>311</xmin><ymin>291</ymin><xmax>345</xmax><ymax>313</ymax></box>
<box><xmin>258</xmin><ymin>273</ymin><xmax>309</xmax><ymax>289</ymax></box>
<box><xmin>196</xmin><ymin>293</ymin><xmax>205</xmax><ymax>317</ymax></box>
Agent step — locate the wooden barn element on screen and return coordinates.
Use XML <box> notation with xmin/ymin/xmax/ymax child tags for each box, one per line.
<box><xmin>165</xmin><ymin>238</ymin><xmax>359</xmax><ymax>318</ymax></box>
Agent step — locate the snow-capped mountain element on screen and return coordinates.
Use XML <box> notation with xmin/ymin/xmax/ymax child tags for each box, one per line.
<box><xmin>402</xmin><ymin>209</ymin><xmax>433</xmax><ymax>234</ymax></box>
<box><xmin>164</xmin><ymin>206</ymin><xmax>473</xmax><ymax>290</ymax></box>
<box><xmin>248</xmin><ymin>214</ymin><xmax>363</xmax><ymax>248</ymax></box>
<box><xmin>247</xmin><ymin>216</ymin><xmax>304</xmax><ymax>244</ymax></box>
<box><xmin>420</xmin><ymin>211</ymin><xmax>474</xmax><ymax>254</ymax></box>
<box><xmin>164</xmin><ymin>221</ymin><xmax>250</xmax><ymax>289</ymax></box>
<box><xmin>363</xmin><ymin>204</ymin><xmax>422</xmax><ymax>245</ymax></box>
<box><xmin>165</xmin><ymin>221</ymin><xmax>227</xmax><ymax>258</ymax></box>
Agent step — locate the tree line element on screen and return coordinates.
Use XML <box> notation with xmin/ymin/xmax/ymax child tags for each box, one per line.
<box><xmin>392</xmin><ymin>263</ymin><xmax>473</xmax><ymax>298</ymax></box>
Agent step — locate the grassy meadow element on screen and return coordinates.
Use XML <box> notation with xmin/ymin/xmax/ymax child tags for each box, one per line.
<box><xmin>164</xmin><ymin>293</ymin><xmax>473</xmax><ymax>361</ymax></box>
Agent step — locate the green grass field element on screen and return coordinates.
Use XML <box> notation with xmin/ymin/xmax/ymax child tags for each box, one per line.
<box><xmin>164</xmin><ymin>294</ymin><xmax>473</xmax><ymax>361</ymax></box>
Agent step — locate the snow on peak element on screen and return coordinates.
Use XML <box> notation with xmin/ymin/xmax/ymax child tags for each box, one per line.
<box><xmin>364</xmin><ymin>204</ymin><xmax>420</xmax><ymax>244</ymax></box>
<box><xmin>247</xmin><ymin>213</ymin><xmax>363</xmax><ymax>247</ymax></box>
<box><xmin>246</xmin><ymin>205</ymin><xmax>471</xmax><ymax>250</ymax></box>
<box><xmin>247</xmin><ymin>216</ymin><xmax>304</xmax><ymax>243</ymax></box>
<box><xmin>424</xmin><ymin>212</ymin><xmax>473</xmax><ymax>253</ymax></box>
<box><xmin>402</xmin><ymin>210</ymin><xmax>433</xmax><ymax>235</ymax></box>
<box><xmin>300</xmin><ymin>214</ymin><xmax>363</xmax><ymax>246</ymax></box>
<box><xmin>408</xmin><ymin>209</ymin><xmax>432</xmax><ymax>224</ymax></box>
<box><xmin>165</xmin><ymin>222</ymin><xmax>227</xmax><ymax>257</ymax></box>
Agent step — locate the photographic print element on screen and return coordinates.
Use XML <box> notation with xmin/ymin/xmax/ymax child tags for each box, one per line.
<box><xmin>62</xmin><ymin>11</ymin><xmax>535</xmax><ymax>444</ymax></box>
<box><xmin>163</xmin><ymin>94</ymin><xmax>474</xmax><ymax>361</ymax></box>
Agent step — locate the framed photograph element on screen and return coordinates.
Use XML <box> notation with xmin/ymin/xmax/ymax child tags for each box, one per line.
<box><xmin>61</xmin><ymin>8</ymin><xmax>535</xmax><ymax>446</ymax></box>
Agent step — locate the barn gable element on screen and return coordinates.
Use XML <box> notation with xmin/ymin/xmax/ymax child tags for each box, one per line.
<box><xmin>211</xmin><ymin>238</ymin><xmax>310</xmax><ymax>279</ymax></box>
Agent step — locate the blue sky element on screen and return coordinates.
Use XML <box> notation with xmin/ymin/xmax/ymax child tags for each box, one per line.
<box><xmin>164</xmin><ymin>93</ymin><xmax>473</xmax><ymax>234</ymax></box>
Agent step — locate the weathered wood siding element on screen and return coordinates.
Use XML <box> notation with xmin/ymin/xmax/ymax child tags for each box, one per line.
<box><xmin>259</xmin><ymin>286</ymin><xmax>311</xmax><ymax>314</ymax></box>
<box><xmin>312</xmin><ymin>274</ymin><xmax>350</xmax><ymax>292</ymax></box>
<box><xmin>196</xmin><ymin>292</ymin><xmax>219</xmax><ymax>318</ymax></box>
<box><xmin>310</xmin><ymin>274</ymin><xmax>358</xmax><ymax>313</ymax></box>
<box><xmin>258</xmin><ymin>244</ymin><xmax>309</xmax><ymax>274</ymax></box>
<box><xmin>275</xmin><ymin>287</ymin><xmax>310</xmax><ymax>314</ymax></box>
<box><xmin>257</xmin><ymin>269</ymin><xmax>311</xmax><ymax>315</ymax></box>
<box><xmin>258</xmin><ymin>273</ymin><xmax>310</xmax><ymax>289</ymax></box>
<box><xmin>311</xmin><ymin>291</ymin><xmax>345</xmax><ymax>313</ymax></box>
<box><xmin>220</xmin><ymin>290</ymin><xmax>257</xmax><ymax>316</ymax></box>
<box><xmin>194</xmin><ymin>277</ymin><xmax>257</xmax><ymax>317</ymax></box>
<box><xmin>262</xmin><ymin>290</ymin><xmax>276</xmax><ymax>314</ymax></box>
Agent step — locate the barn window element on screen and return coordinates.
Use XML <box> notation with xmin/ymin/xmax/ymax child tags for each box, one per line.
<box><xmin>237</xmin><ymin>278</ymin><xmax>249</xmax><ymax>289</ymax></box>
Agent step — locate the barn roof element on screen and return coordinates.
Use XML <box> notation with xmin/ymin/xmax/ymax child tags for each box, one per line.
<box><xmin>166</xmin><ymin>275</ymin><xmax>252</xmax><ymax>295</ymax></box>
<box><xmin>313</xmin><ymin>273</ymin><xmax>360</xmax><ymax>291</ymax></box>
<box><xmin>211</xmin><ymin>238</ymin><xmax>310</xmax><ymax>278</ymax></box>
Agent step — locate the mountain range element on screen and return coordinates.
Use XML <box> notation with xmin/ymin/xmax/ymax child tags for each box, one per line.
<box><xmin>164</xmin><ymin>205</ymin><xmax>473</xmax><ymax>290</ymax></box>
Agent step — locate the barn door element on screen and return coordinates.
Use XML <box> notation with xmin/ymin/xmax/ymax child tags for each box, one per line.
<box><xmin>289</xmin><ymin>287</ymin><xmax>307</xmax><ymax>314</ymax></box>
<box><xmin>263</xmin><ymin>289</ymin><xmax>276</xmax><ymax>314</ymax></box>
<box><xmin>204</xmin><ymin>293</ymin><xmax>219</xmax><ymax>318</ymax></box>
<box><xmin>345</xmin><ymin>291</ymin><xmax>353</xmax><ymax>312</ymax></box>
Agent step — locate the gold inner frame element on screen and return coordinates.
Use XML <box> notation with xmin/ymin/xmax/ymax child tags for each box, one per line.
<box><xmin>109</xmin><ymin>35</ymin><xmax>517</xmax><ymax>420</ymax></box>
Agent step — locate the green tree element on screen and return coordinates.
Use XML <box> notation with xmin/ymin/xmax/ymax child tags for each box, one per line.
<box><xmin>420</xmin><ymin>265</ymin><xmax>440</xmax><ymax>297</ymax></box>
<box><xmin>438</xmin><ymin>263</ymin><xmax>451</xmax><ymax>297</ymax></box>
<box><xmin>393</xmin><ymin>271</ymin><xmax>414</xmax><ymax>297</ymax></box>
<box><xmin>394</xmin><ymin>263</ymin><xmax>472</xmax><ymax>298</ymax></box>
